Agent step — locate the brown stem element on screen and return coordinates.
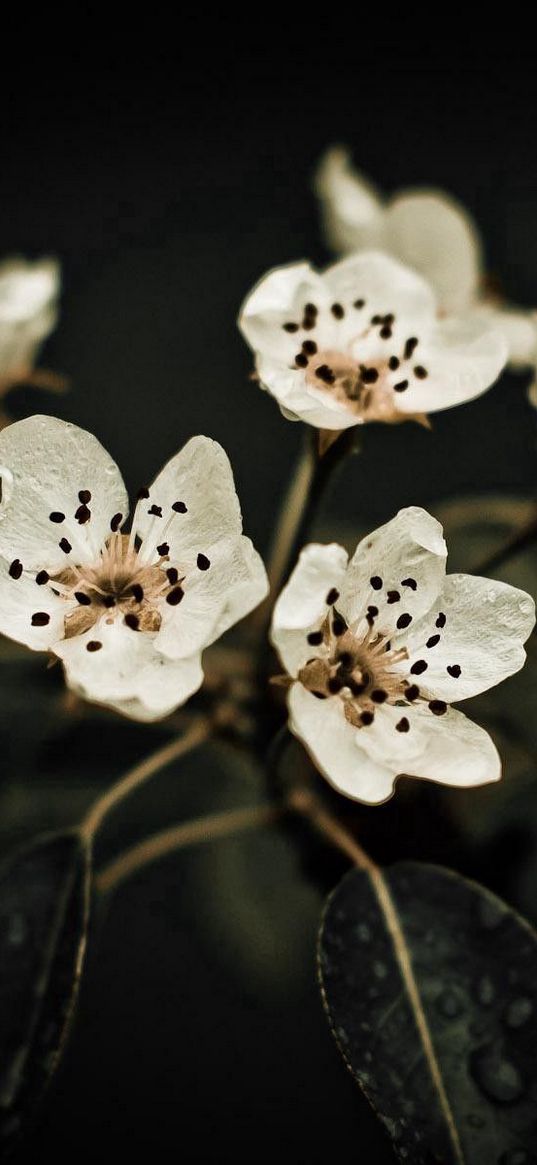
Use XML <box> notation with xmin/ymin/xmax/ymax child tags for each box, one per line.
<box><xmin>96</xmin><ymin>802</ymin><xmax>282</xmax><ymax>893</ymax></box>
<box><xmin>472</xmin><ymin>504</ymin><xmax>537</xmax><ymax>576</ymax></box>
<box><xmin>287</xmin><ymin>785</ymin><xmax>374</xmax><ymax>872</ymax></box>
<box><xmin>80</xmin><ymin>716</ymin><xmax>211</xmax><ymax>840</ymax></box>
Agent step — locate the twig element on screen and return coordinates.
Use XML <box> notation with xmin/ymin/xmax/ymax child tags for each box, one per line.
<box><xmin>80</xmin><ymin>717</ymin><xmax>211</xmax><ymax>840</ymax></box>
<box><xmin>96</xmin><ymin>802</ymin><xmax>282</xmax><ymax>893</ymax></box>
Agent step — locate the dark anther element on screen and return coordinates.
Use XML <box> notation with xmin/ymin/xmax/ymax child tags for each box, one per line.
<box><xmin>295</xmin><ymin>353</ymin><xmax>308</xmax><ymax>368</ymax></box>
<box><xmin>436</xmin><ymin>612</ymin><xmax>446</xmax><ymax>628</ymax></box>
<box><xmin>326</xmin><ymin>588</ymin><xmax>340</xmax><ymax>605</ymax></box>
<box><xmin>9</xmin><ymin>559</ymin><xmax>23</xmax><ymax>579</ymax></box>
<box><xmin>394</xmin><ymin>380</ymin><xmax>409</xmax><ymax>393</ymax></box>
<box><xmin>411</xmin><ymin>660</ymin><xmax>428</xmax><ymax>675</ymax></box>
<box><xmin>172</xmin><ymin>501</ymin><xmax>188</xmax><ymax>513</ymax></box>
<box><xmin>157</xmin><ymin>542</ymin><xmax>170</xmax><ymax>557</ymax></box>
<box><xmin>197</xmin><ymin>553</ymin><xmax>210</xmax><ymax>570</ymax></box>
<box><xmin>447</xmin><ymin>664</ymin><xmax>461</xmax><ymax>678</ymax></box>
<box><xmin>327</xmin><ymin>676</ymin><xmax>343</xmax><ymax>694</ymax></box>
<box><xmin>131</xmin><ymin>584</ymin><xmax>144</xmax><ymax>603</ymax></box>
<box><xmin>75</xmin><ymin>591</ymin><xmax>91</xmax><ymax>606</ymax></box>
<box><xmin>414</xmin><ymin>366</ymin><xmax>428</xmax><ymax>379</ymax></box>
<box><xmin>86</xmin><ymin>641</ymin><xmax>102</xmax><ymax>652</ymax></box>
<box><xmin>370</xmin><ymin>576</ymin><xmax>383</xmax><ymax>590</ymax></box>
<box><xmin>148</xmin><ymin>504</ymin><xmax>162</xmax><ymax>517</ymax></box>
<box><xmin>167</xmin><ymin>586</ymin><xmax>184</xmax><ymax>606</ymax></box>
<box><xmin>354</xmin><ymin>299</ymin><xmax>365</xmax><ymax>309</ymax></box>
<box><xmin>362</xmin><ymin>368</ymin><xmax>379</xmax><ymax>383</ymax></box>
<box><xmin>59</xmin><ymin>538</ymin><xmax>72</xmax><ymax>554</ymax></box>
<box><xmin>429</xmin><ymin>700</ymin><xmax>447</xmax><ymax>716</ymax></box>
<box><xmin>31</xmin><ymin>612</ymin><xmax>50</xmax><ymax>626</ymax></box>
<box><xmin>36</xmin><ymin>570</ymin><xmax>49</xmax><ymax>585</ymax></box>
<box><xmin>396</xmin><ymin>613</ymin><xmax>412</xmax><ymax>629</ymax></box>
<box><xmin>404</xmin><ymin>337</ymin><xmax>419</xmax><ymax>359</ymax></box>
<box><xmin>406</xmin><ymin>684</ymin><xmax>420</xmax><ymax>701</ymax></box>
<box><xmin>388</xmin><ymin>356</ymin><xmax>400</xmax><ymax>371</ymax></box>
<box><xmin>110</xmin><ymin>513</ymin><xmax>123</xmax><ymax>532</ymax></box>
<box><xmin>307</xmin><ymin>630</ymin><xmax>323</xmax><ymax>646</ymax></box>
<box><xmin>401</xmin><ymin>577</ymin><xmax>417</xmax><ymax>590</ymax></box>
<box><xmin>167</xmin><ymin>567</ymin><xmax>179</xmax><ymax>585</ymax></box>
<box><xmin>124</xmin><ymin>613</ymin><xmax>140</xmax><ymax>630</ymax></box>
<box><xmin>331</xmin><ymin>303</ymin><xmax>344</xmax><ymax>319</ymax></box>
<box><xmin>361</xmin><ymin>711</ymin><xmax>374</xmax><ymax>726</ymax></box>
<box><xmin>283</xmin><ymin>322</ymin><xmax>299</xmax><ymax>332</ymax></box>
<box><xmin>49</xmin><ymin>511</ymin><xmax>65</xmax><ymax>523</ymax></box>
<box><xmin>396</xmin><ymin>717</ymin><xmax>410</xmax><ymax>732</ymax></box>
<box><xmin>427</xmin><ymin>634</ymin><xmax>440</xmax><ymax>648</ymax></box>
<box><xmin>371</xmin><ymin>689</ymin><xmax>387</xmax><ymax>704</ymax></box>
<box><xmin>78</xmin><ymin>490</ymin><xmax>91</xmax><ymax>504</ymax></box>
<box><xmin>75</xmin><ymin>504</ymin><xmax>91</xmax><ymax>524</ymax></box>
<box><xmin>387</xmin><ymin>590</ymin><xmax>400</xmax><ymax>603</ymax></box>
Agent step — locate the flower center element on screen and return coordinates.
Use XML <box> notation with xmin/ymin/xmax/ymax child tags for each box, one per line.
<box><xmin>51</xmin><ymin>533</ymin><xmax>184</xmax><ymax>637</ymax></box>
<box><xmin>297</xmin><ymin>608</ymin><xmax>411</xmax><ymax>727</ymax></box>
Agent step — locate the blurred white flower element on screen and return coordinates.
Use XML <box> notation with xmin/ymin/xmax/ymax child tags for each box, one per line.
<box><xmin>239</xmin><ymin>252</ymin><xmax>507</xmax><ymax>430</ymax></box>
<box><xmin>315</xmin><ymin>147</ymin><xmax>536</xmax><ymax>368</ymax></box>
<box><xmin>0</xmin><ymin>257</ymin><xmax>60</xmax><ymax>383</ymax></box>
<box><xmin>271</xmin><ymin>507</ymin><xmax>535</xmax><ymax>805</ymax></box>
<box><xmin>0</xmin><ymin>416</ymin><xmax>268</xmax><ymax>721</ymax></box>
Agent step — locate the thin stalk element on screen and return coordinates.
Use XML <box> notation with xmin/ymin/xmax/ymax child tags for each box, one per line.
<box><xmin>96</xmin><ymin>802</ymin><xmax>281</xmax><ymax>893</ymax></box>
<box><xmin>287</xmin><ymin>785</ymin><xmax>373</xmax><ymax>871</ymax></box>
<box><xmin>250</xmin><ymin>428</ymin><xmax>359</xmax><ymax>641</ymax></box>
<box><xmin>472</xmin><ymin>505</ymin><xmax>537</xmax><ymax>576</ymax></box>
<box><xmin>80</xmin><ymin>716</ymin><xmax>211</xmax><ymax>841</ymax></box>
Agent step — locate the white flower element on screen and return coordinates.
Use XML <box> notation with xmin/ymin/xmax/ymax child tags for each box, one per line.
<box><xmin>0</xmin><ymin>257</ymin><xmax>60</xmax><ymax>382</ymax></box>
<box><xmin>270</xmin><ymin>507</ymin><xmax>535</xmax><ymax>805</ymax></box>
<box><xmin>239</xmin><ymin>252</ymin><xmax>507</xmax><ymax>430</ymax></box>
<box><xmin>315</xmin><ymin>147</ymin><xmax>536</xmax><ymax>368</ymax></box>
<box><xmin>0</xmin><ymin>416</ymin><xmax>268</xmax><ymax>721</ymax></box>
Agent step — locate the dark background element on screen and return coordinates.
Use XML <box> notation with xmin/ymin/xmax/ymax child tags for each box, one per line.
<box><xmin>1</xmin><ymin>40</ymin><xmax>537</xmax><ymax>1163</ymax></box>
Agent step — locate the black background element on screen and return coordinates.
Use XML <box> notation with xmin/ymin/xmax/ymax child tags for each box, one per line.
<box><xmin>1</xmin><ymin>39</ymin><xmax>537</xmax><ymax>1163</ymax></box>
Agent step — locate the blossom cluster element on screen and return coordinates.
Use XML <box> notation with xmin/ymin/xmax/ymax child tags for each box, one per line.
<box><xmin>0</xmin><ymin>151</ymin><xmax>535</xmax><ymax>806</ymax></box>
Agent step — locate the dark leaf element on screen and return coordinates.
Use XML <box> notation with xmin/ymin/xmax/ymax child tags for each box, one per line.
<box><xmin>0</xmin><ymin>831</ymin><xmax>91</xmax><ymax>1156</ymax></box>
<box><xmin>319</xmin><ymin>861</ymin><xmax>537</xmax><ymax>1164</ymax></box>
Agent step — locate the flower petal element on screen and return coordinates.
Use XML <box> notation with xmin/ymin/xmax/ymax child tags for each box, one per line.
<box><xmin>156</xmin><ymin>533</ymin><xmax>268</xmax><ymax>659</ymax></box>
<box><xmin>0</xmin><ymin>416</ymin><xmax>128</xmax><ymax>571</ymax></box>
<box><xmin>315</xmin><ymin>146</ymin><xmax>385</xmax><ymax>254</ymax></box>
<box><xmin>474</xmin><ymin>303</ymin><xmax>537</xmax><ymax>368</ymax></box>
<box><xmin>239</xmin><ymin>262</ymin><xmax>330</xmax><ymax>363</ymax></box>
<box><xmin>271</xmin><ymin>543</ymin><xmax>349</xmax><ymax>675</ymax></box>
<box><xmin>398</xmin><ymin>573</ymin><xmax>535</xmax><ymax>701</ymax></box>
<box><xmin>135</xmin><ymin>436</ymin><xmax>244</xmax><ymax>563</ymax></box>
<box><xmin>0</xmin><ymin>257</ymin><xmax>60</xmax><ymax>377</ymax></box>
<box><xmin>288</xmin><ymin>683</ymin><xmax>396</xmax><ymax>804</ymax></box>
<box><xmin>0</xmin><ymin>555</ymin><xmax>66</xmax><ymax>650</ymax></box>
<box><xmin>358</xmin><ymin>701</ymin><xmax>500</xmax><ymax>788</ymax></box>
<box><xmin>255</xmin><ymin>353</ymin><xmax>360</xmax><ymax>431</ymax></box>
<box><xmin>339</xmin><ymin>506</ymin><xmax>447</xmax><ymax>633</ymax></box>
<box><xmin>385</xmin><ymin>190</ymin><xmax>482</xmax><ymax>315</ymax></box>
<box><xmin>54</xmin><ymin>618</ymin><xmax>204</xmax><ymax>721</ymax></box>
<box><xmin>395</xmin><ymin>316</ymin><xmax>507</xmax><ymax>414</ymax></box>
<box><xmin>324</xmin><ymin>251</ymin><xmax>436</xmax><ymax>330</ymax></box>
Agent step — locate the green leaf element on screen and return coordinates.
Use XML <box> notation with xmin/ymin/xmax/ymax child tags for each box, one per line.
<box><xmin>0</xmin><ymin>831</ymin><xmax>91</xmax><ymax>1155</ymax></box>
<box><xmin>319</xmin><ymin>861</ymin><xmax>537</xmax><ymax>1164</ymax></box>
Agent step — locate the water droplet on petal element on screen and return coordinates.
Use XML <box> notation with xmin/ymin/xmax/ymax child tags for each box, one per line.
<box><xmin>470</xmin><ymin>1043</ymin><xmax>524</xmax><ymax>1104</ymax></box>
<box><xmin>505</xmin><ymin>997</ymin><xmax>533</xmax><ymax>1029</ymax></box>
